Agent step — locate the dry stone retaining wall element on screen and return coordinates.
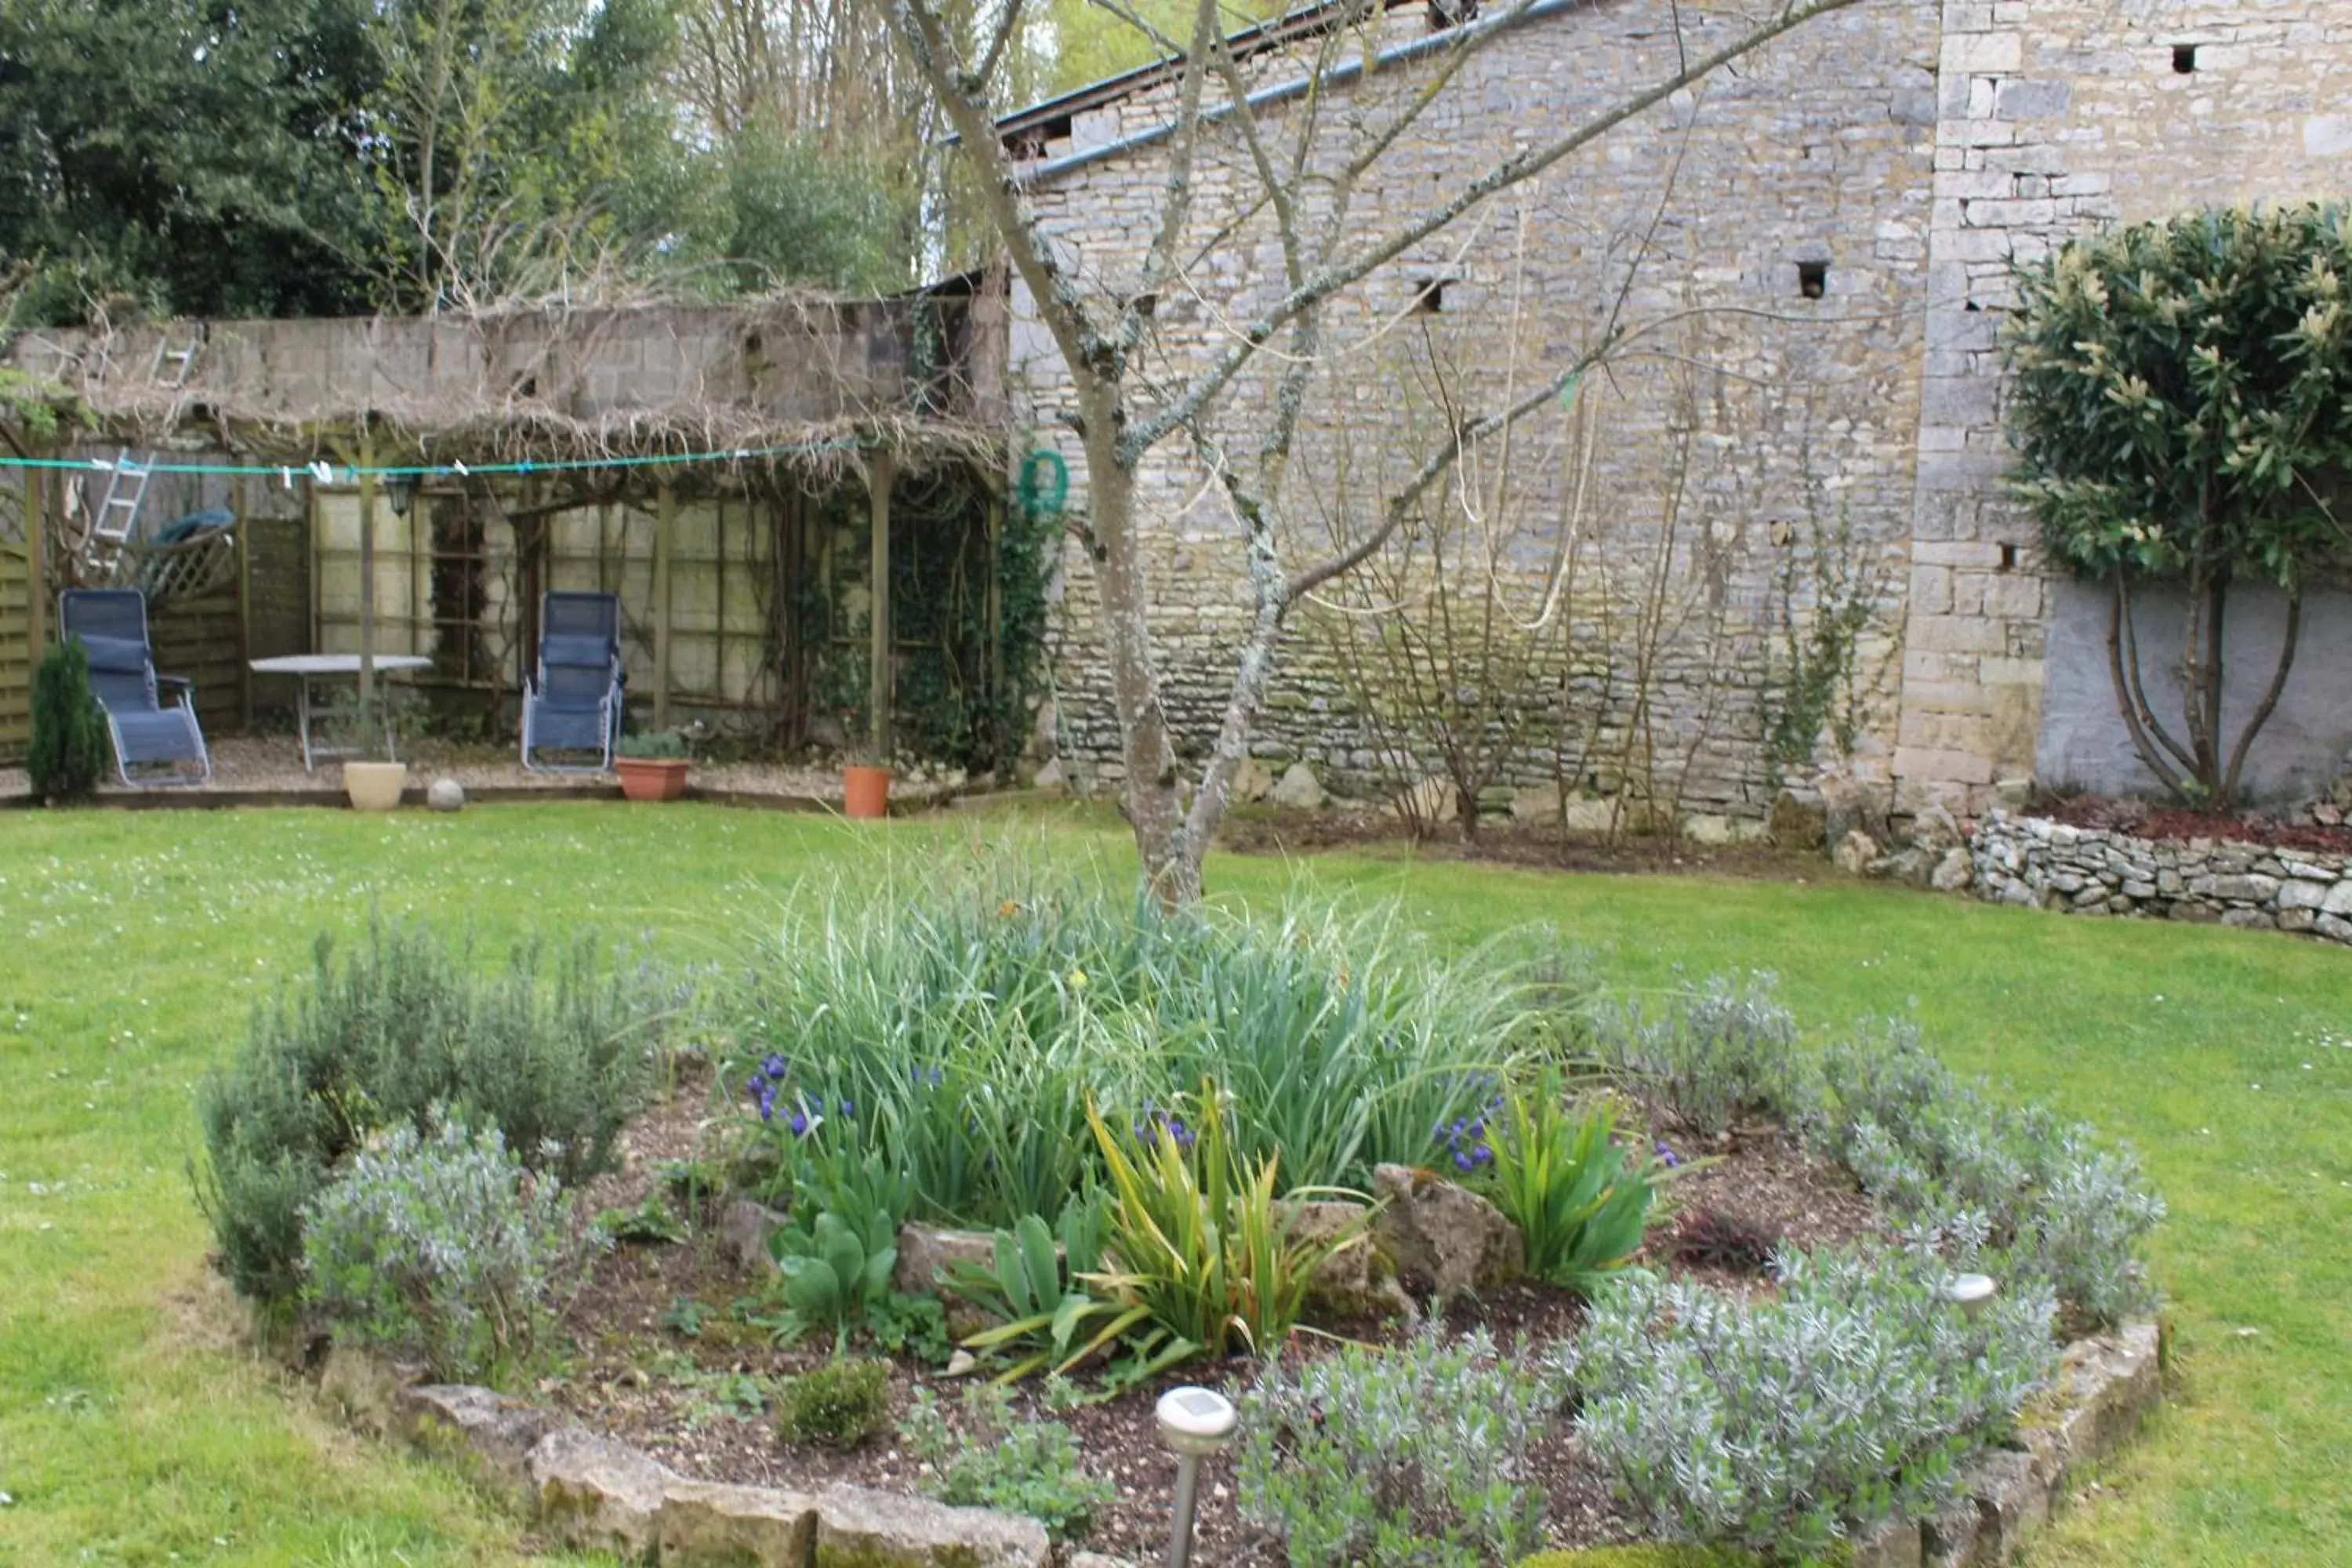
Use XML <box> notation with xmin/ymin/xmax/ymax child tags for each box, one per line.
<box><xmin>1969</xmin><ymin>810</ymin><xmax>2352</xmax><ymax>943</ymax></box>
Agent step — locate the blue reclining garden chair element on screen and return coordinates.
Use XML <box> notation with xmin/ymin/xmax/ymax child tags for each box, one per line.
<box><xmin>59</xmin><ymin>588</ymin><xmax>212</xmax><ymax>787</ymax></box>
<box><xmin>520</xmin><ymin>591</ymin><xmax>624</xmax><ymax>773</ymax></box>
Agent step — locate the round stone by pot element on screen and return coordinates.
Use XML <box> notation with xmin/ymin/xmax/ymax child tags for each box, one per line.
<box><xmin>427</xmin><ymin>777</ymin><xmax>466</xmax><ymax>812</ymax></box>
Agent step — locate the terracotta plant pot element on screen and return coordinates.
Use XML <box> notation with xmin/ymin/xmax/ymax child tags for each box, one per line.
<box><xmin>842</xmin><ymin>764</ymin><xmax>891</xmax><ymax>820</ymax></box>
<box><xmin>615</xmin><ymin>757</ymin><xmax>691</xmax><ymax>802</ymax></box>
<box><xmin>343</xmin><ymin>760</ymin><xmax>409</xmax><ymax>811</ymax></box>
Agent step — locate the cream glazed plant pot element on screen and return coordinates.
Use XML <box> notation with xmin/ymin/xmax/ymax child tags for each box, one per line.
<box><xmin>343</xmin><ymin>760</ymin><xmax>410</xmax><ymax>811</ymax></box>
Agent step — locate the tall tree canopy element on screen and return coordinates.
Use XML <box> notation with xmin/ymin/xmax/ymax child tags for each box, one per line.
<box><xmin>0</xmin><ymin>0</ymin><xmax>946</xmax><ymax>326</ymax></box>
<box><xmin>0</xmin><ymin>0</ymin><xmax>383</xmax><ymax>321</ymax></box>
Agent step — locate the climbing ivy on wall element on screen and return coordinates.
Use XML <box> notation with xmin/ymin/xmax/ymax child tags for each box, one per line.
<box><xmin>891</xmin><ymin>456</ymin><xmax>1058</xmax><ymax>771</ymax></box>
<box><xmin>797</xmin><ymin>456</ymin><xmax>1055</xmax><ymax>775</ymax></box>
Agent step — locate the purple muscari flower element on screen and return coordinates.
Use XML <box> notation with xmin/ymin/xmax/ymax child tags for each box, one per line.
<box><xmin>760</xmin><ymin>1053</ymin><xmax>787</xmax><ymax>1080</ymax></box>
<box><xmin>1454</xmin><ymin>1149</ymin><xmax>1475</xmax><ymax>1172</ymax></box>
<box><xmin>745</xmin><ymin>1076</ymin><xmax>762</xmax><ymax>1100</ymax></box>
<box><xmin>838</xmin><ymin>1098</ymin><xmax>853</xmax><ymax>1117</ymax></box>
<box><xmin>1654</xmin><ymin>1139</ymin><xmax>1679</xmax><ymax>1169</ymax></box>
<box><xmin>789</xmin><ymin>1109</ymin><xmax>810</xmax><ymax>1137</ymax></box>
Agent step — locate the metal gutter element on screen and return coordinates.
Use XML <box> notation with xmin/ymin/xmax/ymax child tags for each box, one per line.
<box><xmin>1018</xmin><ymin>0</ymin><xmax>1590</xmax><ymax>185</ymax></box>
<box><xmin>993</xmin><ymin>0</ymin><xmax>1421</xmax><ymax>137</ymax></box>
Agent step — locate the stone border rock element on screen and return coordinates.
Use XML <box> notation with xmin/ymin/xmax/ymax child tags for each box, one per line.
<box><xmin>1967</xmin><ymin>810</ymin><xmax>2352</xmax><ymax>943</ymax></box>
<box><xmin>318</xmin><ymin>1355</ymin><xmax>1055</xmax><ymax>1567</ymax></box>
<box><xmin>328</xmin><ymin>1311</ymin><xmax>2156</xmax><ymax>1568</ymax></box>
<box><xmin>1846</xmin><ymin>1319</ymin><xmax>2162</xmax><ymax>1568</ymax></box>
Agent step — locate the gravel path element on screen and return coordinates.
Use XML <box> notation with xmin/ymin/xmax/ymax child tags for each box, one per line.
<box><xmin>1</xmin><ymin>736</ymin><xmax>957</xmax><ymax>805</ymax></box>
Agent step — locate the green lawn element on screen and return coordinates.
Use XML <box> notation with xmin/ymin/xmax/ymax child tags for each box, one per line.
<box><xmin>0</xmin><ymin>804</ymin><xmax>2343</xmax><ymax>1566</ymax></box>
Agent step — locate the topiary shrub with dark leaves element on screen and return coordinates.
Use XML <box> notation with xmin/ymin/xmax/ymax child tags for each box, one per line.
<box><xmin>2005</xmin><ymin>203</ymin><xmax>2352</xmax><ymax>806</ymax></box>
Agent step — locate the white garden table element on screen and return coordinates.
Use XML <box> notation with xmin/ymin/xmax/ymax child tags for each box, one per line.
<box><xmin>249</xmin><ymin>653</ymin><xmax>434</xmax><ymax>771</ymax></box>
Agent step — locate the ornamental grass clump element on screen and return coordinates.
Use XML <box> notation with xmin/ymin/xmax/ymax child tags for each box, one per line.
<box><xmin>1239</xmin><ymin>1321</ymin><xmax>1558</xmax><ymax>1568</ymax></box>
<box><xmin>1454</xmin><ymin>1069</ymin><xmax>1659</xmax><ymax>1294</ymax></box>
<box><xmin>731</xmin><ymin>862</ymin><xmax>1566</xmax><ymax>1230</ymax></box>
<box><xmin>196</xmin><ymin>919</ymin><xmax>671</xmax><ymax>1304</ymax></box>
<box><xmin>1081</xmin><ymin>1080</ymin><xmax>1366</xmax><ymax>1364</ymax></box>
<box><xmin>300</xmin><ymin>1115</ymin><xmax>597</xmax><ymax>1385</ymax></box>
<box><xmin>1562</xmin><ymin>1249</ymin><xmax>2058</xmax><ymax>1560</ymax></box>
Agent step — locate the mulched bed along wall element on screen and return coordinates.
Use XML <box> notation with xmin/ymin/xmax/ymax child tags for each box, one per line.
<box><xmin>2036</xmin><ymin>791</ymin><xmax>2352</xmax><ymax>857</ymax></box>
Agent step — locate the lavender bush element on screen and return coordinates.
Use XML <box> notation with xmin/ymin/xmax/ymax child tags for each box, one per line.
<box><xmin>1560</xmin><ymin>1249</ymin><xmax>2057</xmax><ymax>1558</ymax></box>
<box><xmin>1239</xmin><ymin>1322</ymin><xmax>1556</xmax><ymax>1568</ymax></box>
<box><xmin>1816</xmin><ymin>1024</ymin><xmax>2165</xmax><ymax>1329</ymax></box>
<box><xmin>1589</xmin><ymin>975</ymin><xmax>1813</xmax><ymax>1137</ymax></box>
<box><xmin>301</xmin><ymin>1114</ymin><xmax>601</xmax><ymax>1385</ymax></box>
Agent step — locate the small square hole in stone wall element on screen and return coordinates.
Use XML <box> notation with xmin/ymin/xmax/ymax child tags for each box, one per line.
<box><xmin>2173</xmin><ymin>44</ymin><xmax>2198</xmax><ymax>73</ymax></box>
<box><xmin>1411</xmin><ymin>277</ymin><xmax>1447</xmax><ymax>314</ymax></box>
<box><xmin>2000</xmin><ymin>543</ymin><xmax>2020</xmax><ymax>570</ymax></box>
<box><xmin>1798</xmin><ymin>261</ymin><xmax>1828</xmax><ymax>299</ymax></box>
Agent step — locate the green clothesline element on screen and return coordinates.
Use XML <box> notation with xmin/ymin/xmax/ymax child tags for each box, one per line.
<box><xmin>0</xmin><ymin>437</ymin><xmax>863</xmax><ymax>484</ymax></box>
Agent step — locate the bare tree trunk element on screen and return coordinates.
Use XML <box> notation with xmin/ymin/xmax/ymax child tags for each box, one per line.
<box><xmin>2220</xmin><ymin>588</ymin><xmax>2302</xmax><ymax>805</ymax></box>
<box><xmin>2104</xmin><ymin>571</ymin><xmax>2187</xmax><ymax>799</ymax></box>
<box><xmin>1080</xmin><ymin>423</ymin><xmax>1194</xmax><ymax>903</ymax></box>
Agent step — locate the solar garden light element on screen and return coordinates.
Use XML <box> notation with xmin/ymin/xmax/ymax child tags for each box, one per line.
<box><xmin>1944</xmin><ymin>1272</ymin><xmax>1998</xmax><ymax>1320</ymax></box>
<box><xmin>1154</xmin><ymin>1385</ymin><xmax>1237</xmax><ymax>1568</ymax></box>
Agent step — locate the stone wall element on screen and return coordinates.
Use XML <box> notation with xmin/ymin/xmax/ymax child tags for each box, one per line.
<box><xmin>1014</xmin><ymin>0</ymin><xmax>1940</xmax><ymax>813</ymax></box>
<box><xmin>1969</xmin><ymin>809</ymin><xmax>2352</xmax><ymax>943</ymax></box>
<box><xmin>9</xmin><ymin>299</ymin><xmax>961</xmax><ymax>438</ymax></box>
<box><xmin>2036</xmin><ymin>578</ymin><xmax>2352</xmax><ymax>804</ymax></box>
<box><xmin>1895</xmin><ymin>0</ymin><xmax>2352</xmax><ymax>815</ymax></box>
<box><xmin>1011</xmin><ymin>0</ymin><xmax>2352</xmax><ymax>818</ymax></box>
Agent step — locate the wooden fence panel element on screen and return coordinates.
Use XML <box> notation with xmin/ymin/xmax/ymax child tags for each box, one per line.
<box><xmin>150</xmin><ymin>577</ymin><xmax>245</xmax><ymax>735</ymax></box>
<box><xmin>0</xmin><ymin>543</ymin><xmax>29</xmax><ymax>760</ymax></box>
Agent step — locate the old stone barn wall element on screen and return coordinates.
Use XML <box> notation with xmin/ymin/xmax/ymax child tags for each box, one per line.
<box><xmin>1010</xmin><ymin>0</ymin><xmax>2352</xmax><ymax>824</ymax></box>
<box><xmin>1013</xmin><ymin>0</ymin><xmax>1942</xmax><ymax>826</ymax></box>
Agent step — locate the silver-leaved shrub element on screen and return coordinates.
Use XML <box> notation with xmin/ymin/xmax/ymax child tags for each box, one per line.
<box><xmin>1238</xmin><ymin>1322</ymin><xmax>1556</xmax><ymax>1568</ymax></box>
<box><xmin>301</xmin><ymin>1114</ymin><xmax>601</xmax><ymax>1385</ymax></box>
<box><xmin>1589</xmin><ymin>975</ymin><xmax>1813</xmax><ymax>1138</ymax></box>
<box><xmin>1817</xmin><ymin>1025</ymin><xmax>2165</xmax><ymax>1329</ymax></box>
<box><xmin>1561</xmin><ymin>1250</ymin><xmax>2057</xmax><ymax>1557</ymax></box>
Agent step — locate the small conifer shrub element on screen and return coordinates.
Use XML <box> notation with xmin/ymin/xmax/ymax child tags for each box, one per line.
<box><xmin>27</xmin><ymin>635</ymin><xmax>109</xmax><ymax>802</ymax></box>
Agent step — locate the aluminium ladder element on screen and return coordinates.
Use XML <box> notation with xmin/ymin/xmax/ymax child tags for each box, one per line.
<box><xmin>82</xmin><ymin>336</ymin><xmax>201</xmax><ymax>580</ymax></box>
